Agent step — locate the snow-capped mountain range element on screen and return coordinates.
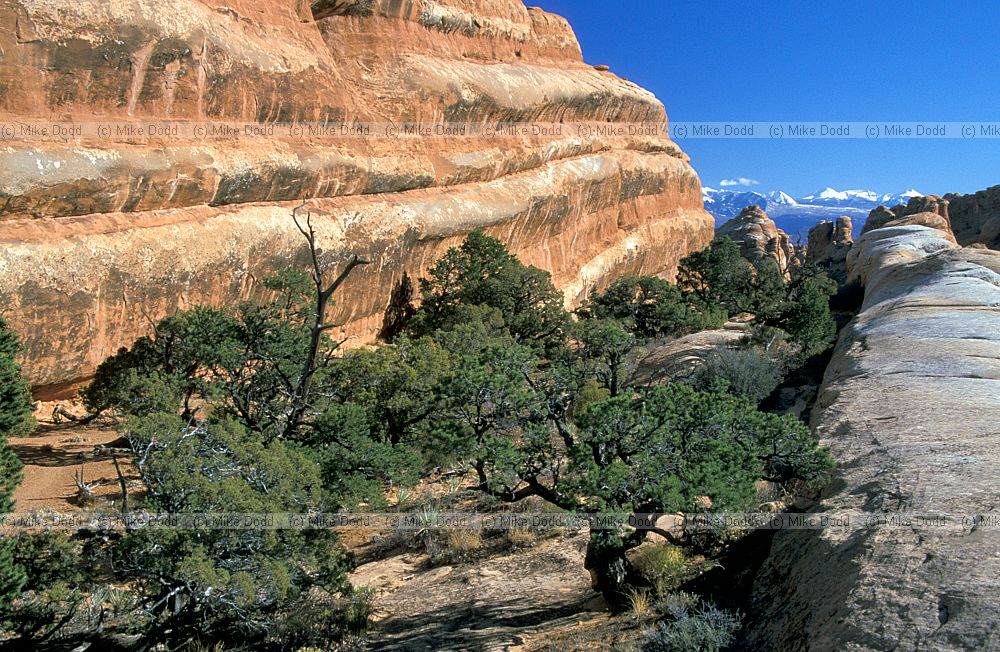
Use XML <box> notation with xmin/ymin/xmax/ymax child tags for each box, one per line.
<box><xmin>702</xmin><ymin>187</ymin><xmax>924</xmax><ymax>240</ymax></box>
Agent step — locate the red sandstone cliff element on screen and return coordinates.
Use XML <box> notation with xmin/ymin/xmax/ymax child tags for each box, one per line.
<box><xmin>0</xmin><ymin>0</ymin><xmax>714</xmax><ymax>395</ymax></box>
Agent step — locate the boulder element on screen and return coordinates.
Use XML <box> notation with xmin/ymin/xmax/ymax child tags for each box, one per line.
<box><xmin>862</xmin><ymin>195</ymin><xmax>952</xmax><ymax>236</ymax></box>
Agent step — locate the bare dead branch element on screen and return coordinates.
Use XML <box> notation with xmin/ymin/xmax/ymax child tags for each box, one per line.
<box><xmin>283</xmin><ymin>205</ymin><xmax>370</xmax><ymax>438</ymax></box>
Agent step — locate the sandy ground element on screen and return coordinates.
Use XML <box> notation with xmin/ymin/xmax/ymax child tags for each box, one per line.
<box><xmin>11</xmin><ymin>402</ymin><xmax>139</xmax><ymax>513</ymax></box>
<box><xmin>352</xmin><ymin>533</ymin><xmax>610</xmax><ymax>651</ymax></box>
<box><xmin>10</xmin><ymin>405</ymin><xmax>625</xmax><ymax>650</ymax></box>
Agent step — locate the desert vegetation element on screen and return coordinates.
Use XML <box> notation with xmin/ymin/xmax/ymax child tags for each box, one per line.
<box><xmin>1</xmin><ymin>224</ymin><xmax>838</xmax><ymax>649</ymax></box>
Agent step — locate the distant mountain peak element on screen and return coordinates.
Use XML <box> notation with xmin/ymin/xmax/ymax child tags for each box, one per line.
<box><xmin>802</xmin><ymin>187</ymin><xmax>882</xmax><ymax>203</ymax></box>
<box><xmin>767</xmin><ymin>190</ymin><xmax>798</xmax><ymax>205</ymax></box>
<box><xmin>810</xmin><ymin>187</ymin><xmax>846</xmax><ymax>200</ymax></box>
<box><xmin>702</xmin><ymin>186</ymin><xmax>925</xmax><ymax>241</ymax></box>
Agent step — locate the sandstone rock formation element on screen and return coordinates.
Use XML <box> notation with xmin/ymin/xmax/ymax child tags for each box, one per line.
<box><xmin>806</xmin><ymin>216</ymin><xmax>853</xmax><ymax>271</ymax></box>
<box><xmin>0</xmin><ymin>0</ymin><xmax>713</xmax><ymax>395</ymax></box>
<box><xmin>862</xmin><ymin>194</ymin><xmax>951</xmax><ymax>235</ymax></box>
<box><xmin>945</xmin><ymin>185</ymin><xmax>1000</xmax><ymax>249</ymax></box>
<box><xmin>628</xmin><ymin>327</ymin><xmax>746</xmax><ymax>387</ymax></box>
<box><xmin>748</xmin><ymin>220</ymin><xmax>1000</xmax><ymax>650</ymax></box>
<box><xmin>715</xmin><ymin>205</ymin><xmax>792</xmax><ymax>270</ymax></box>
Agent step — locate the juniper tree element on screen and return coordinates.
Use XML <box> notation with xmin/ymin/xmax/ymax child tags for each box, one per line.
<box><xmin>0</xmin><ymin>317</ymin><xmax>30</xmax><ymax>609</ymax></box>
<box><xmin>407</xmin><ymin>230</ymin><xmax>569</xmax><ymax>352</ymax></box>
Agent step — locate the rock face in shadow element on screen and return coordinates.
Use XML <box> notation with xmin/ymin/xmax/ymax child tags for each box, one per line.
<box><xmin>716</xmin><ymin>205</ymin><xmax>792</xmax><ymax>270</ymax></box>
<box><xmin>945</xmin><ymin>185</ymin><xmax>1000</xmax><ymax>249</ymax></box>
<box><xmin>747</xmin><ymin>221</ymin><xmax>1000</xmax><ymax>651</ymax></box>
<box><xmin>806</xmin><ymin>216</ymin><xmax>853</xmax><ymax>275</ymax></box>
<box><xmin>0</xmin><ymin>0</ymin><xmax>713</xmax><ymax>394</ymax></box>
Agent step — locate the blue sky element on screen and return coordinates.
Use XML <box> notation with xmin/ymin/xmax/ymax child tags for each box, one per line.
<box><xmin>532</xmin><ymin>0</ymin><xmax>1000</xmax><ymax>197</ymax></box>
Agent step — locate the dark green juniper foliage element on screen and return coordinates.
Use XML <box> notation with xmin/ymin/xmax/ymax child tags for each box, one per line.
<box><xmin>677</xmin><ymin>237</ymin><xmax>838</xmax><ymax>360</ymax></box>
<box><xmin>451</xmin><ymin>366</ymin><xmax>832</xmax><ymax>602</ymax></box>
<box><xmin>400</xmin><ymin>235</ymin><xmax>833</xmax><ymax>604</ymax></box>
<box><xmin>0</xmin><ymin>317</ymin><xmax>30</xmax><ymax>610</ymax></box>
<box><xmin>67</xmin><ymin>217</ymin><xmax>384</xmax><ymax>647</ymax></box>
<box><xmin>116</xmin><ymin>414</ymin><xmax>351</xmax><ymax>645</ymax></box>
<box><xmin>574</xmin><ymin>318</ymin><xmax>637</xmax><ymax>398</ymax></box>
<box><xmin>53</xmin><ymin>228</ymin><xmax>836</xmax><ymax>645</ymax></box>
<box><xmin>677</xmin><ymin>238</ymin><xmax>762</xmax><ymax>317</ymax></box>
<box><xmin>584</xmin><ymin>275</ymin><xmax>726</xmax><ymax>339</ymax></box>
<box><xmin>407</xmin><ymin>230</ymin><xmax>569</xmax><ymax>352</ymax></box>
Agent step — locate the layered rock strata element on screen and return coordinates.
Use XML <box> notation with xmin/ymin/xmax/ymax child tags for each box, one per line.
<box><xmin>0</xmin><ymin>0</ymin><xmax>713</xmax><ymax>394</ymax></box>
<box><xmin>748</xmin><ymin>221</ymin><xmax>1000</xmax><ymax>650</ymax></box>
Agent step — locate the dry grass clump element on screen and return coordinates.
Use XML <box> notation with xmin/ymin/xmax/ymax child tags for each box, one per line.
<box><xmin>631</xmin><ymin>544</ymin><xmax>689</xmax><ymax>596</ymax></box>
<box><xmin>428</xmin><ymin>528</ymin><xmax>483</xmax><ymax>564</ymax></box>
<box><xmin>626</xmin><ymin>587</ymin><xmax>654</xmax><ymax>619</ymax></box>
<box><xmin>506</xmin><ymin>527</ymin><xmax>536</xmax><ymax>549</ymax></box>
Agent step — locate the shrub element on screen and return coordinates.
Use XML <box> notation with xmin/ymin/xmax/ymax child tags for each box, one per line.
<box><xmin>115</xmin><ymin>415</ymin><xmax>351</xmax><ymax>645</ymax></box>
<box><xmin>687</xmin><ymin>348</ymin><xmax>785</xmax><ymax>404</ymax></box>
<box><xmin>574</xmin><ymin>318</ymin><xmax>636</xmax><ymax>397</ymax></box>
<box><xmin>643</xmin><ymin>595</ymin><xmax>742</xmax><ymax>652</ymax></box>
<box><xmin>677</xmin><ymin>239</ymin><xmax>838</xmax><ymax>360</ymax></box>
<box><xmin>12</xmin><ymin>531</ymin><xmax>85</xmax><ymax>589</ymax></box>
<box><xmin>631</xmin><ymin>544</ymin><xmax>688</xmax><ymax>597</ymax></box>
<box><xmin>779</xmin><ymin>274</ymin><xmax>838</xmax><ymax>358</ymax></box>
<box><xmin>654</xmin><ymin>590</ymin><xmax>698</xmax><ymax>618</ymax></box>
<box><xmin>273</xmin><ymin>587</ymin><xmax>374</xmax><ymax>648</ymax></box>
<box><xmin>0</xmin><ymin>317</ymin><xmax>29</xmax><ymax>609</ymax></box>
<box><xmin>408</xmin><ymin>230</ymin><xmax>569</xmax><ymax>351</ymax></box>
<box><xmin>677</xmin><ymin>238</ymin><xmax>760</xmax><ymax>317</ymax></box>
<box><xmin>0</xmin><ymin>317</ymin><xmax>34</xmax><ymax>438</ymax></box>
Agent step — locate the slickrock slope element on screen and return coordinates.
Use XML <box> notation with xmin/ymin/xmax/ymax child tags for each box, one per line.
<box><xmin>748</xmin><ymin>221</ymin><xmax>1000</xmax><ymax>651</ymax></box>
<box><xmin>0</xmin><ymin>0</ymin><xmax>713</xmax><ymax>395</ymax></box>
<box><xmin>715</xmin><ymin>204</ymin><xmax>792</xmax><ymax>270</ymax></box>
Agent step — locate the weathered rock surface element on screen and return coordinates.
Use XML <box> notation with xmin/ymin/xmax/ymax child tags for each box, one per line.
<box><xmin>806</xmin><ymin>215</ymin><xmax>853</xmax><ymax>271</ymax></box>
<box><xmin>945</xmin><ymin>184</ymin><xmax>1000</xmax><ymax>249</ymax></box>
<box><xmin>846</xmin><ymin>215</ymin><xmax>957</xmax><ymax>286</ymax></box>
<box><xmin>628</xmin><ymin>327</ymin><xmax>746</xmax><ymax>387</ymax></box>
<box><xmin>862</xmin><ymin>194</ymin><xmax>951</xmax><ymax>236</ymax></box>
<box><xmin>748</xmin><ymin>221</ymin><xmax>1000</xmax><ymax>651</ymax></box>
<box><xmin>716</xmin><ymin>204</ymin><xmax>792</xmax><ymax>270</ymax></box>
<box><xmin>352</xmin><ymin>534</ymin><xmax>601</xmax><ymax>651</ymax></box>
<box><xmin>0</xmin><ymin>0</ymin><xmax>713</xmax><ymax>394</ymax></box>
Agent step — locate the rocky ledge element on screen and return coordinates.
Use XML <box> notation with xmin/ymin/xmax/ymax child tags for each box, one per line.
<box><xmin>747</xmin><ymin>221</ymin><xmax>1000</xmax><ymax>650</ymax></box>
<box><xmin>0</xmin><ymin>0</ymin><xmax>713</xmax><ymax>395</ymax></box>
